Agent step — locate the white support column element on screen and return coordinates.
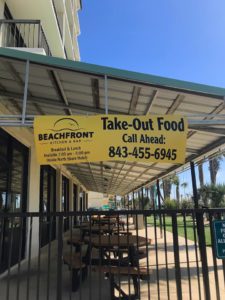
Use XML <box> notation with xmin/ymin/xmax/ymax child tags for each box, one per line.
<box><xmin>86</xmin><ymin>193</ymin><xmax>89</xmax><ymax>210</ymax></box>
<box><xmin>0</xmin><ymin>0</ymin><xmax>5</xmax><ymax>46</ymax></box>
<box><xmin>27</xmin><ymin>143</ymin><xmax>40</xmax><ymax>258</ymax></box>
<box><xmin>56</xmin><ymin>169</ymin><xmax>62</xmax><ymax>212</ymax></box>
<box><xmin>22</xmin><ymin>60</ymin><xmax>30</xmax><ymax>124</ymax></box>
<box><xmin>69</xmin><ymin>178</ymin><xmax>73</xmax><ymax>211</ymax></box>
<box><xmin>62</xmin><ymin>11</ymin><xmax>66</xmax><ymax>48</ymax></box>
<box><xmin>83</xmin><ymin>192</ymin><xmax>86</xmax><ymax>211</ymax></box>
<box><xmin>77</xmin><ymin>185</ymin><xmax>81</xmax><ymax>211</ymax></box>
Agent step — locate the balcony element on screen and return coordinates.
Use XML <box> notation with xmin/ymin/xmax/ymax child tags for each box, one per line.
<box><xmin>0</xmin><ymin>19</ymin><xmax>51</xmax><ymax>56</ymax></box>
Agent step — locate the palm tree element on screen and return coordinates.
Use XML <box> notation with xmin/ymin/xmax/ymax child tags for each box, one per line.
<box><xmin>198</xmin><ymin>163</ymin><xmax>204</xmax><ymax>188</ymax></box>
<box><xmin>209</xmin><ymin>157</ymin><xmax>222</xmax><ymax>185</ymax></box>
<box><xmin>162</xmin><ymin>178</ymin><xmax>172</xmax><ymax>199</ymax></box>
<box><xmin>181</xmin><ymin>182</ymin><xmax>188</xmax><ymax>198</ymax></box>
<box><xmin>171</xmin><ymin>175</ymin><xmax>180</xmax><ymax>206</ymax></box>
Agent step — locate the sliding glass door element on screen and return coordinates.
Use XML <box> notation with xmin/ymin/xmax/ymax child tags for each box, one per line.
<box><xmin>39</xmin><ymin>166</ymin><xmax>56</xmax><ymax>247</ymax></box>
<box><xmin>0</xmin><ymin>129</ymin><xmax>28</xmax><ymax>273</ymax></box>
<box><xmin>62</xmin><ymin>176</ymin><xmax>69</xmax><ymax>231</ymax></box>
<box><xmin>73</xmin><ymin>184</ymin><xmax>77</xmax><ymax>225</ymax></box>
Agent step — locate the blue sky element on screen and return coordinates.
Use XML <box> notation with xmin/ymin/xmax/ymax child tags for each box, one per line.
<box><xmin>78</xmin><ymin>1</ymin><xmax>225</xmax><ymax>197</ymax></box>
<box><xmin>79</xmin><ymin>0</ymin><xmax>225</xmax><ymax>88</ymax></box>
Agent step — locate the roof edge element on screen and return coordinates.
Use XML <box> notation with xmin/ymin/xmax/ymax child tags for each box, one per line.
<box><xmin>0</xmin><ymin>47</ymin><xmax>225</xmax><ymax>98</ymax></box>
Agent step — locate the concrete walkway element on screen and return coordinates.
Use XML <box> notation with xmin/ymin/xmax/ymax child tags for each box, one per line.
<box><xmin>132</xmin><ymin>225</ymin><xmax>225</xmax><ymax>300</ymax></box>
<box><xmin>0</xmin><ymin>224</ymin><xmax>224</xmax><ymax>300</ymax></box>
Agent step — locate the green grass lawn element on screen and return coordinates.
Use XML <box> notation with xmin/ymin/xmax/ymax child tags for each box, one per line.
<box><xmin>147</xmin><ymin>215</ymin><xmax>212</xmax><ymax>246</ymax></box>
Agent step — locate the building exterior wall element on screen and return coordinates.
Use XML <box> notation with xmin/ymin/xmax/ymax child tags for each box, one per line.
<box><xmin>0</xmin><ymin>0</ymin><xmax>4</xmax><ymax>18</ymax></box>
<box><xmin>0</xmin><ymin>0</ymin><xmax>83</xmax><ymax>267</ymax></box>
<box><xmin>0</xmin><ymin>0</ymin><xmax>81</xmax><ymax>60</ymax></box>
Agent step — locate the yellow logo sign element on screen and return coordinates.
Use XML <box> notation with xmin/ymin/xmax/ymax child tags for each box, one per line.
<box><xmin>34</xmin><ymin>115</ymin><xmax>187</xmax><ymax>165</ymax></box>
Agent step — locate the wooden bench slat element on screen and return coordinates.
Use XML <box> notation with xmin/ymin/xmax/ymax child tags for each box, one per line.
<box><xmin>63</xmin><ymin>253</ymin><xmax>86</xmax><ymax>269</ymax></box>
<box><xmin>92</xmin><ymin>265</ymin><xmax>149</xmax><ymax>275</ymax></box>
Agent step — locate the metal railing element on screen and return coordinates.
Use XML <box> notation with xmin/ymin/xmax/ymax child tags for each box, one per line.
<box><xmin>0</xmin><ymin>19</ymin><xmax>51</xmax><ymax>56</ymax></box>
<box><xmin>0</xmin><ymin>209</ymin><xmax>225</xmax><ymax>299</ymax></box>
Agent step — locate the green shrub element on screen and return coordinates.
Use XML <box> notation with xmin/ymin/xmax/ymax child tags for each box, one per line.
<box><xmin>198</xmin><ymin>184</ymin><xmax>225</xmax><ymax>208</ymax></box>
<box><xmin>180</xmin><ymin>199</ymin><xmax>194</xmax><ymax>209</ymax></box>
<box><xmin>164</xmin><ymin>198</ymin><xmax>178</xmax><ymax>209</ymax></box>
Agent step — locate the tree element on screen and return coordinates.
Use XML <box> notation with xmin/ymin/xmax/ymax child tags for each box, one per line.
<box><xmin>198</xmin><ymin>184</ymin><xmax>225</xmax><ymax>208</ymax></box>
<box><xmin>171</xmin><ymin>175</ymin><xmax>180</xmax><ymax>207</ymax></box>
<box><xmin>181</xmin><ymin>182</ymin><xmax>188</xmax><ymax>198</ymax></box>
<box><xmin>149</xmin><ymin>185</ymin><xmax>160</xmax><ymax>208</ymax></box>
<box><xmin>162</xmin><ymin>178</ymin><xmax>172</xmax><ymax>199</ymax></box>
<box><xmin>198</xmin><ymin>163</ymin><xmax>204</xmax><ymax>187</ymax></box>
<box><xmin>209</xmin><ymin>157</ymin><xmax>222</xmax><ymax>185</ymax></box>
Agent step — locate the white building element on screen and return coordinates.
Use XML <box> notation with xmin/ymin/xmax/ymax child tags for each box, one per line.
<box><xmin>0</xmin><ymin>0</ymin><xmax>86</xmax><ymax>274</ymax></box>
<box><xmin>0</xmin><ymin>0</ymin><xmax>81</xmax><ymax>60</ymax></box>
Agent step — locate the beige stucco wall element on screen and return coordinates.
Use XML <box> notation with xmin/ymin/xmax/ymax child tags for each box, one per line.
<box><xmin>0</xmin><ymin>0</ymin><xmax>4</xmax><ymax>17</ymax></box>
<box><xmin>0</xmin><ymin>0</ymin><xmax>5</xmax><ymax>45</ymax></box>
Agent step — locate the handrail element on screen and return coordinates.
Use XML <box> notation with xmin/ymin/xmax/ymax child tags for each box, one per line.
<box><xmin>0</xmin><ymin>19</ymin><xmax>41</xmax><ymax>24</ymax></box>
<box><xmin>0</xmin><ymin>208</ymin><xmax>225</xmax><ymax>217</ymax></box>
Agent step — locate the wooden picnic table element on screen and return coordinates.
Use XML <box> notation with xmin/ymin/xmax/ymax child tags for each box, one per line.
<box><xmin>86</xmin><ymin>235</ymin><xmax>151</xmax><ymax>299</ymax></box>
<box><xmin>80</xmin><ymin>224</ymin><xmax>116</xmax><ymax>237</ymax></box>
<box><xmin>91</xmin><ymin>215</ymin><xmax>126</xmax><ymax>230</ymax></box>
<box><xmin>84</xmin><ymin>234</ymin><xmax>150</xmax><ymax>267</ymax></box>
<box><xmin>84</xmin><ymin>235</ymin><xmax>150</xmax><ymax>249</ymax></box>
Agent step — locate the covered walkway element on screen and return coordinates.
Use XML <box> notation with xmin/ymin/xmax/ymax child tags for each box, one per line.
<box><xmin>0</xmin><ymin>48</ymin><xmax>225</xmax><ymax>300</ymax></box>
<box><xmin>0</xmin><ymin>48</ymin><xmax>225</xmax><ymax>195</ymax></box>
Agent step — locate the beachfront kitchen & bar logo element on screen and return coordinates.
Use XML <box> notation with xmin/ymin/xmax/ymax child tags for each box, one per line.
<box><xmin>37</xmin><ymin>117</ymin><xmax>94</xmax><ymax>143</ymax></box>
<box><xmin>50</xmin><ymin>117</ymin><xmax>82</xmax><ymax>132</ymax></box>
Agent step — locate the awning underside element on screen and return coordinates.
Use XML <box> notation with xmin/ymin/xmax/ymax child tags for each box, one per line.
<box><xmin>0</xmin><ymin>49</ymin><xmax>225</xmax><ymax>195</ymax></box>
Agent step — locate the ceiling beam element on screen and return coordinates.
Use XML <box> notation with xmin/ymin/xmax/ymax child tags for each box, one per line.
<box><xmin>48</xmin><ymin>70</ymin><xmax>72</xmax><ymax>115</ymax></box>
<box><xmin>188</xmin><ymin>126</ymin><xmax>225</xmax><ymax>136</ymax></box>
<box><xmin>91</xmin><ymin>78</ymin><xmax>100</xmax><ymax>109</ymax></box>
<box><xmin>166</xmin><ymin>94</ymin><xmax>185</xmax><ymax>114</ymax></box>
<box><xmin>188</xmin><ymin>102</ymin><xmax>225</xmax><ymax>138</ymax></box>
<box><xmin>128</xmin><ymin>86</ymin><xmax>141</xmax><ymax>114</ymax></box>
<box><xmin>0</xmin><ymin>89</ymin><xmax>125</xmax><ymax>115</ymax></box>
<box><xmin>205</xmin><ymin>102</ymin><xmax>225</xmax><ymax>120</ymax></box>
<box><xmin>2</xmin><ymin>61</ymin><xmax>27</xmax><ymax>90</ymax></box>
<box><xmin>2</xmin><ymin>61</ymin><xmax>44</xmax><ymax>115</ymax></box>
<box><xmin>121</xmin><ymin>163</ymin><xmax>158</xmax><ymax>193</ymax></box>
<box><xmin>145</xmin><ymin>89</ymin><xmax>158</xmax><ymax>115</ymax></box>
<box><xmin>186</xmin><ymin>147</ymin><xmax>199</xmax><ymax>154</ymax></box>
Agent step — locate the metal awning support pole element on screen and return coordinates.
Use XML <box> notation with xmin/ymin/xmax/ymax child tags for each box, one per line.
<box><xmin>22</xmin><ymin>60</ymin><xmax>30</xmax><ymax>124</ymax></box>
<box><xmin>104</xmin><ymin>75</ymin><xmax>108</xmax><ymax>114</ymax></box>
<box><xmin>157</xmin><ymin>179</ymin><xmax>163</xmax><ymax>238</ymax></box>
<box><xmin>102</xmin><ymin>74</ymin><xmax>108</xmax><ymax>192</ymax></box>
<box><xmin>147</xmin><ymin>187</ymin><xmax>151</xmax><ymax>209</ymax></box>
<box><xmin>141</xmin><ymin>187</ymin><xmax>144</xmax><ymax>210</ymax></box>
<box><xmin>190</xmin><ymin>162</ymin><xmax>211</xmax><ymax>299</ymax></box>
<box><xmin>138</xmin><ymin>190</ymin><xmax>141</xmax><ymax>210</ymax></box>
<box><xmin>132</xmin><ymin>191</ymin><xmax>135</xmax><ymax>210</ymax></box>
<box><xmin>156</xmin><ymin>180</ymin><xmax>161</xmax><ymax>210</ymax></box>
<box><xmin>190</xmin><ymin>161</ymin><xmax>199</xmax><ymax>209</ymax></box>
<box><xmin>152</xmin><ymin>185</ymin><xmax>156</xmax><ymax>210</ymax></box>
